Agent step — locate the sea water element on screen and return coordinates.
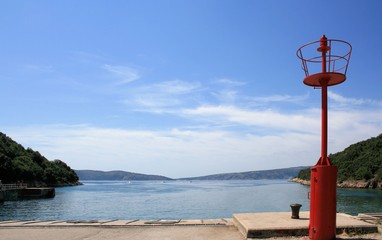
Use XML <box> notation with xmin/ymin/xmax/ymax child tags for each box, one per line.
<box><xmin>0</xmin><ymin>180</ymin><xmax>381</xmax><ymax>220</ymax></box>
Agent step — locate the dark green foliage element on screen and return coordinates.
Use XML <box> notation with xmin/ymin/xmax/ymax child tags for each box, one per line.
<box><xmin>331</xmin><ymin>134</ymin><xmax>382</xmax><ymax>182</ymax></box>
<box><xmin>297</xmin><ymin>134</ymin><xmax>382</xmax><ymax>182</ymax></box>
<box><xmin>0</xmin><ymin>132</ymin><xmax>79</xmax><ymax>186</ymax></box>
<box><xmin>296</xmin><ymin>168</ymin><xmax>311</xmax><ymax>180</ymax></box>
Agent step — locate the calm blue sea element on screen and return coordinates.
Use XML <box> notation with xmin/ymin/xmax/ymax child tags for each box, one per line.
<box><xmin>1</xmin><ymin>180</ymin><xmax>382</xmax><ymax>220</ymax></box>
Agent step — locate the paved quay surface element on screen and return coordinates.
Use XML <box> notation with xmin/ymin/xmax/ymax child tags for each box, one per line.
<box><xmin>0</xmin><ymin>213</ymin><xmax>381</xmax><ymax>239</ymax></box>
<box><xmin>0</xmin><ymin>225</ymin><xmax>243</xmax><ymax>240</ymax></box>
<box><xmin>233</xmin><ymin>212</ymin><xmax>379</xmax><ymax>239</ymax></box>
<box><xmin>0</xmin><ymin>219</ymin><xmax>243</xmax><ymax>240</ymax></box>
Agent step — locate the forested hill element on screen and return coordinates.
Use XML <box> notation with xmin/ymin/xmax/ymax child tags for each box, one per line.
<box><xmin>0</xmin><ymin>132</ymin><xmax>80</xmax><ymax>187</ymax></box>
<box><xmin>75</xmin><ymin>170</ymin><xmax>172</xmax><ymax>181</ymax></box>
<box><xmin>180</xmin><ymin>166</ymin><xmax>308</xmax><ymax>180</ymax></box>
<box><xmin>297</xmin><ymin>133</ymin><xmax>382</xmax><ymax>188</ymax></box>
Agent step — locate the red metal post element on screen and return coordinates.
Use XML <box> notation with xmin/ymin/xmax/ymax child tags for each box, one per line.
<box><xmin>320</xmin><ymin>81</ymin><xmax>329</xmax><ymax>165</ymax></box>
<box><xmin>309</xmin><ymin>35</ymin><xmax>338</xmax><ymax>240</ymax></box>
<box><xmin>319</xmin><ymin>35</ymin><xmax>329</xmax><ymax>166</ymax></box>
<box><xmin>309</xmin><ymin>166</ymin><xmax>337</xmax><ymax>239</ymax></box>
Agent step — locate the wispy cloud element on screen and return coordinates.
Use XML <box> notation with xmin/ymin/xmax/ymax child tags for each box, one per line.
<box><xmin>329</xmin><ymin>91</ymin><xmax>382</xmax><ymax>107</ymax></box>
<box><xmin>211</xmin><ymin>90</ymin><xmax>239</xmax><ymax>104</ymax></box>
<box><xmin>23</xmin><ymin>64</ymin><xmax>55</xmax><ymax>73</ymax></box>
<box><xmin>72</xmin><ymin>51</ymin><xmax>107</xmax><ymax>63</ymax></box>
<box><xmin>210</xmin><ymin>78</ymin><xmax>247</xmax><ymax>104</ymax></box>
<box><xmin>103</xmin><ymin>64</ymin><xmax>141</xmax><ymax>84</ymax></box>
<box><xmin>214</xmin><ymin>78</ymin><xmax>247</xmax><ymax>87</ymax></box>
<box><xmin>147</xmin><ymin>80</ymin><xmax>201</xmax><ymax>94</ymax></box>
<box><xmin>249</xmin><ymin>94</ymin><xmax>310</xmax><ymax>104</ymax></box>
<box><xmin>123</xmin><ymin>80</ymin><xmax>202</xmax><ymax>112</ymax></box>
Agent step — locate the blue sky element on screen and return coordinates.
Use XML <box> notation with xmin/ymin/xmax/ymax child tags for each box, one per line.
<box><xmin>1</xmin><ymin>0</ymin><xmax>382</xmax><ymax>178</ymax></box>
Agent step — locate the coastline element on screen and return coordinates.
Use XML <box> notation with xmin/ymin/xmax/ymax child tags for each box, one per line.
<box><xmin>23</xmin><ymin>180</ymin><xmax>82</xmax><ymax>188</ymax></box>
<box><xmin>291</xmin><ymin>178</ymin><xmax>382</xmax><ymax>189</ymax></box>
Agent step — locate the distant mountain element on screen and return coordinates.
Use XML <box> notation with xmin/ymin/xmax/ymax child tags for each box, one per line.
<box><xmin>75</xmin><ymin>170</ymin><xmax>173</xmax><ymax>181</ymax></box>
<box><xmin>76</xmin><ymin>167</ymin><xmax>308</xmax><ymax>181</ymax></box>
<box><xmin>179</xmin><ymin>166</ymin><xmax>308</xmax><ymax>180</ymax></box>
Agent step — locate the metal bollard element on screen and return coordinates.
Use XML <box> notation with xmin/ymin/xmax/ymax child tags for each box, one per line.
<box><xmin>290</xmin><ymin>203</ymin><xmax>302</xmax><ymax>219</ymax></box>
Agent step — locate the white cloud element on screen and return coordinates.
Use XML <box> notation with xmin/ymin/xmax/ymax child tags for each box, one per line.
<box><xmin>4</xmin><ymin>92</ymin><xmax>382</xmax><ymax>179</ymax></box>
<box><xmin>182</xmin><ymin>105</ymin><xmax>320</xmax><ymax>133</ymax></box>
<box><xmin>328</xmin><ymin>108</ymin><xmax>382</xmax><ymax>151</ymax></box>
<box><xmin>4</xmin><ymin>125</ymin><xmax>319</xmax><ymax>178</ymax></box>
<box><xmin>103</xmin><ymin>64</ymin><xmax>140</xmax><ymax>84</ymax></box>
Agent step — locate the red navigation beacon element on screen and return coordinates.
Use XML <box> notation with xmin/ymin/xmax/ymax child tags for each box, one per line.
<box><xmin>296</xmin><ymin>35</ymin><xmax>352</xmax><ymax>240</ymax></box>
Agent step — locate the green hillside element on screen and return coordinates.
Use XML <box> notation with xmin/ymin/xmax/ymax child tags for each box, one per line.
<box><xmin>75</xmin><ymin>170</ymin><xmax>173</xmax><ymax>181</ymax></box>
<box><xmin>297</xmin><ymin>134</ymin><xmax>382</xmax><ymax>185</ymax></box>
<box><xmin>0</xmin><ymin>132</ymin><xmax>79</xmax><ymax>187</ymax></box>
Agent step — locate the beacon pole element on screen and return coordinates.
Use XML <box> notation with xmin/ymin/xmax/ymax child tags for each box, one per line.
<box><xmin>320</xmin><ymin>35</ymin><xmax>329</xmax><ymax>166</ymax></box>
<box><xmin>296</xmin><ymin>35</ymin><xmax>352</xmax><ymax>240</ymax></box>
<box><xmin>309</xmin><ymin>35</ymin><xmax>338</xmax><ymax>240</ymax></box>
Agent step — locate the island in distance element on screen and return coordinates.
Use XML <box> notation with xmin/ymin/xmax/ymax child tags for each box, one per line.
<box><xmin>75</xmin><ymin>170</ymin><xmax>172</xmax><ymax>181</ymax></box>
<box><xmin>75</xmin><ymin>166</ymin><xmax>308</xmax><ymax>181</ymax></box>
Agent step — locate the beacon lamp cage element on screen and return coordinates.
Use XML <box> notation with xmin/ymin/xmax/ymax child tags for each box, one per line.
<box><xmin>296</xmin><ymin>38</ymin><xmax>352</xmax><ymax>87</ymax></box>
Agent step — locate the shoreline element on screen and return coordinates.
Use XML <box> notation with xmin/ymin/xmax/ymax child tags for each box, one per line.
<box><xmin>291</xmin><ymin>178</ymin><xmax>382</xmax><ymax>189</ymax></box>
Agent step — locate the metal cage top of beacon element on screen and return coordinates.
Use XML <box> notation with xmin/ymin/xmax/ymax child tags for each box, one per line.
<box><xmin>296</xmin><ymin>35</ymin><xmax>352</xmax><ymax>87</ymax></box>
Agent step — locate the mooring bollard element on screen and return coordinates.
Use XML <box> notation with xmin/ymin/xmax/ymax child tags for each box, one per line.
<box><xmin>290</xmin><ymin>203</ymin><xmax>302</xmax><ymax>219</ymax></box>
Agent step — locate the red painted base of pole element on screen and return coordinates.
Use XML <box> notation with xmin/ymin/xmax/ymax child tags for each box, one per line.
<box><xmin>309</xmin><ymin>162</ymin><xmax>337</xmax><ymax>240</ymax></box>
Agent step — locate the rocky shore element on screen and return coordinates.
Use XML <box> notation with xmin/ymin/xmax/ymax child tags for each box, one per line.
<box><xmin>291</xmin><ymin>178</ymin><xmax>382</xmax><ymax>189</ymax></box>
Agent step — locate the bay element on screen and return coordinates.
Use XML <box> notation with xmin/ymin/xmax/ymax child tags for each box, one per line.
<box><xmin>0</xmin><ymin>180</ymin><xmax>381</xmax><ymax>221</ymax></box>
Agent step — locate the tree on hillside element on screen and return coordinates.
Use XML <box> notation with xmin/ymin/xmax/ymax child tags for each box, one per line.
<box><xmin>297</xmin><ymin>134</ymin><xmax>382</xmax><ymax>184</ymax></box>
<box><xmin>0</xmin><ymin>132</ymin><xmax>79</xmax><ymax>187</ymax></box>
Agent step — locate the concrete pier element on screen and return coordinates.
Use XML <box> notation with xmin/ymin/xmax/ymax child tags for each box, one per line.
<box><xmin>0</xmin><ymin>212</ymin><xmax>380</xmax><ymax>239</ymax></box>
<box><xmin>233</xmin><ymin>212</ymin><xmax>379</xmax><ymax>238</ymax></box>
